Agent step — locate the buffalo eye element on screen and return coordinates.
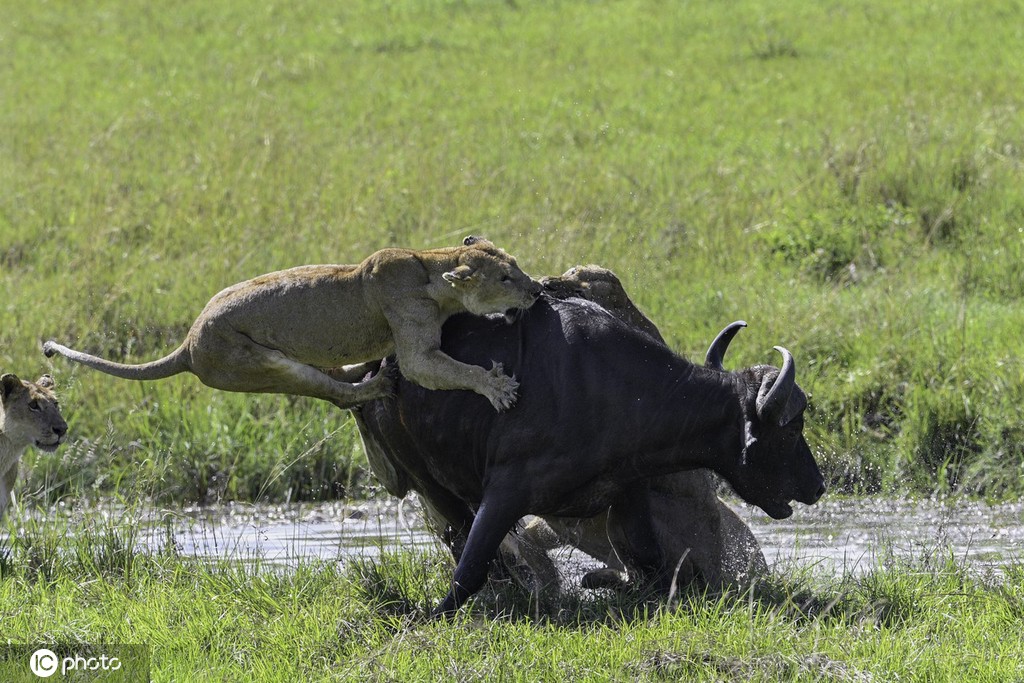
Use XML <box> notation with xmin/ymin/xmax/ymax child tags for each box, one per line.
<box><xmin>28</xmin><ymin>400</ymin><xmax>41</xmax><ymax>412</ymax></box>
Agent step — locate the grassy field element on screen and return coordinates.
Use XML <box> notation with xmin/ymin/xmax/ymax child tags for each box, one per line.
<box><xmin>6</xmin><ymin>5</ymin><xmax>1024</xmax><ymax>678</ymax></box>
<box><xmin>0</xmin><ymin>512</ymin><xmax>1022</xmax><ymax>681</ymax></box>
<box><xmin>3</xmin><ymin>0</ymin><xmax>1024</xmax><ymax>506</ymax></box>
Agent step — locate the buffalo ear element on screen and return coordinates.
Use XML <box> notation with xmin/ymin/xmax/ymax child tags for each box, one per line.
<box><xmin>778</xmin><ymin>386</ymin><xmax>808</xmax><ymax>427</ymax></box>
<box><xmin>442</xmin><ymin>265</ymin><xmax>477</xmax><ymax>285</ymax></box>
<box><xmin>740</xmin><ymin>419</ymin><xmax>758</xmax><ymax>466</ymax></box>
<box><xmin>1</xmin><ymin>373</ymin><xmax>23</xmax><ymax>403</ymax></box>
<box><xmin>37</xmin><ymin>374</ymin><xmax>56</xmax><ymax>389</ymax></box>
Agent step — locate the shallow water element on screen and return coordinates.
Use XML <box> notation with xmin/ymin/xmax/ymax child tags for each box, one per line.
<box><xmin>136</xmin><ymin>498</ymin><xmax>442</xmax><ymax>566</ymax></box>
<box><xmin>736</xmin><ymin>497</ymin><xmax>1024</xmax><ymax>574</ymax></box>
<box><xmin>133</xmin><ymin>495</ymin><xmax>1024</xmax><ymax>576</ymax></box>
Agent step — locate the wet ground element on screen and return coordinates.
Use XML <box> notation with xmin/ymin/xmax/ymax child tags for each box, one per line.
<box><xmin>134</xmin><ymin>495</ymin><xmax>1024</xmax><ymax>576</ymax></box>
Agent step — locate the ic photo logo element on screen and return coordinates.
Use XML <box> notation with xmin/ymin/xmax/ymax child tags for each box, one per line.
<box><xmin>29</xmin><ymin>648</ymin><xmax>59</xmax><ymax>678</ymax></box>
<box><xmin>29</xmin><ymin>647</ymin><xmax>123</xmax><ymax>678</ymax></box>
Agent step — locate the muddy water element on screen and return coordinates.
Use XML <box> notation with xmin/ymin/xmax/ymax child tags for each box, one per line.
<box><xmin>139</xmin><ymin>496</ymin><xmax>1024</xmax><ymax>576</ymax></box>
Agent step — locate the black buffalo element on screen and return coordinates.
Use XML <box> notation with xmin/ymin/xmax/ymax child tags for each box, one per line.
<box><xmin>355</xmin><ymin>295</ymin><xmax>825</xmax><ymax>615</ymax></box>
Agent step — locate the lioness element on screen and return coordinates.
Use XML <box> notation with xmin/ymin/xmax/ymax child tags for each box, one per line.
<box><xmin>44</xmin><ymin>237</ymin><xmax>542</xmax><ymax>411</ymax></box>
<box><xmin>1</xmin><ymin>373</ymin><xmax>67</xmax><ymax>521</ymax></box>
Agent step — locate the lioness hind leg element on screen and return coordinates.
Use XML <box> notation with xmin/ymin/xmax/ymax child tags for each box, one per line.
<box><xmin>193</xmin><ymin>342</ymin><xmax>394</xmax><ymax>408</ymax></box>
<box><xmin>265</xmin><ymin>355</ymin><xmax>394</xmax><ymax>409</ymax></box>
<box><xmin>324</xmin><ymin>361</ymin><xmax>382</xmax><ymax>384</ymax></box>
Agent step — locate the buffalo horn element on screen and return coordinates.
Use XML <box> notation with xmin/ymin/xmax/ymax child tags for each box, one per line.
<box><xmin>756</xmin><ymin>346</ymin><xmax>796</xmax><ymax>425</ymax></box>
<box><xmin>704</xmin><ymin>320</ymin><xmax>748</xmax><ymax>370</ymax></box>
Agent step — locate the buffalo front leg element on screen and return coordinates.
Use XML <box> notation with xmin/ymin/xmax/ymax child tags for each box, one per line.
<box><xmin>433</xmin><ymin>493</ymin><xmax>524</xmax><ymax>617</ymax></box>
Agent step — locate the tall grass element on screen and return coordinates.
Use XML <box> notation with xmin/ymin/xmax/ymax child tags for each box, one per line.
<box><xmin>3</xmin><ymin>0</ymin><xmax>1024</xmax><ymax>503</ymax></box>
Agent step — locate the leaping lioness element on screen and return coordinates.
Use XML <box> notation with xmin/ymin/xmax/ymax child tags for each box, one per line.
<box><xmin>44</xmin><ymin>237</ymin><xmax>541</xmax><ymax>411</ymax></box>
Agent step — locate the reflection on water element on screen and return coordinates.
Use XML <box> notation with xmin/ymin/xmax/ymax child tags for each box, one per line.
<box><xmin>139</xmin><ymin>498</ymin><xmax>443</xmax><ymax>566</ymax></box>
<box><xmin>735</xmin><ymin>497</ymin><xmax>1024</xmax><ymax>574</ymax></box>
<box><xmin>139</xmin><ymin>496</ymin><xmax>1024</xmax><ymax>576</ymax></box>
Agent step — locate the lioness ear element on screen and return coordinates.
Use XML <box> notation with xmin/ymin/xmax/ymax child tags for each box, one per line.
<box><xmin>443</xmin><ymin>265</ymin><xmax>477</xmax><ymax>285</ymax></box>
<box><xmin>37</xmin><ymin>374</ymin><xmax>56</xmax><ymax>389</ymax></box>
<box><xmin>1</xmin><ymin>373</ymin><xmax>23</xmax><ymax>403</ymax></box>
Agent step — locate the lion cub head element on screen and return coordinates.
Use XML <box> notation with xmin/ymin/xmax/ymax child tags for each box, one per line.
<box><xmin>1</xmin><ymin>373</ymin><xmax>68</xmax><ymax>453</ymax></box>
<box><xmin>442</xmin><ymin>236</ymin><xmax>542</xmax><ymax>316</ymax></box>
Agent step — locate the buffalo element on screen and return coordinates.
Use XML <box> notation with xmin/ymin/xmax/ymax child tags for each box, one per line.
<box><xmin>353</xmin><ymin>289</ymin><xmax>825</xmax><ymax>615</ymax></box>
<box><xmin>524</xmin><ymin>266</ymin><xmax>770</xmax><ymax>590</ymax></box>
<box><xmin>358</xmin><ymin>266</ymin><xmax>770</xmax><ymax>592</ymax></box>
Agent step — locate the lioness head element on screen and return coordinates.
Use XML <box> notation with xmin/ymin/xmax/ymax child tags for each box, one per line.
<box><xmin>1</xmin><ymin>373</ymin><xmax>68</xmax><ymax>453</ymax></box>
<box><xmin>441</xmin><ymin>236</ymin><xmax>542</xmax><ymax>316</ymax></box>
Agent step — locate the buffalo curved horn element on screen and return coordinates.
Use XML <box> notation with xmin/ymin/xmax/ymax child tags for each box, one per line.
<box><xmin>756</xmin><ymin>346</ymin><xmax>796</xmax><ymax>425</ymax></box>
<box><xmin>704</xmin><ymin>320</ymin><xmax>748</xmax><ymax>370</ymax></box>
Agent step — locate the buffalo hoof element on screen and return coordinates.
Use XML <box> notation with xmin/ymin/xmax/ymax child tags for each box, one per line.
<box><xmin>580</xmin><ymin>567</ymin><xmax>629</xmax><ymax>591</ymax></box>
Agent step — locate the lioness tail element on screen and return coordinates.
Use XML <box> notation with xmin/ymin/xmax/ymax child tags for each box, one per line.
<box><xmin>42</xmin><ymin>340</ymin><xmax>189</xmax><ymax>381</ymax></box>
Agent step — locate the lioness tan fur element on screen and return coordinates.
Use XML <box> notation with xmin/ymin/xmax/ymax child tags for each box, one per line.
<box><xmin>44</xmin><ymin>237</ymin><xmax>542</xmax><ymax>411</ymax></box>
<box><xmin>1</xmin><ymin>373</ymin><xmax>67</xmax><ymax>521</ymax></box>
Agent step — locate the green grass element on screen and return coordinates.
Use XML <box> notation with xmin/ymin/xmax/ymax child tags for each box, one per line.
<box><xmin>1</xmin><ymin>513</ymin><xmax>1022</xmax><ymax>681</ymax></box>
<box><xmin>4</xmin><ymin>5</ymin><xmax>1022</xmax><ymax>676</ymax></box>
<box><xmin>3</xmin><ymin>0</ymin><xmax>1024</xmax><ymax>503</ymax></box>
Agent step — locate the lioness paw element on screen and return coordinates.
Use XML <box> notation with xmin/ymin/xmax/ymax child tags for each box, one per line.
<box><xmin>486</xmin><ymin>362</ymin><xmax>519</xmax><ymax>412</ymax></box>
<box><xmin>364</xmin><ymin>362</ymin><xmax>397</xmax><ymax>398</ymax></box>
<box><xmin>376</xmin><ymin>357</ymin><xmax>400</xmax><ymax>382</ymax></box>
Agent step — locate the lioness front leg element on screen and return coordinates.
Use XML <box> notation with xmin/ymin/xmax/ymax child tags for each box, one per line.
<box><xmin>394</xmin><ymin>340</ymin><xmax>518</xmax><ymax>412</ymax></box>
<box><xmin>405</xmin><ymin>351</ymin><xmax>518</xmax><ymax>411</ymax></box>
<box><xmin>324</xmin><ymin>363</ymin><xmax>375</xmax><ymax>384</ymax></box>
<box><xmin>0</xmin><ymin>463</ymin><xmax>16</xmax><ymax>520</ymax></box>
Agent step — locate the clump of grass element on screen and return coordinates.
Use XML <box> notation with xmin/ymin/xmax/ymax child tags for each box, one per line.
<box><xmin>1</xmin><ymin>510</ymin><xmax>146</xmax><ymax>583</ymax></box>
<box><xmin>348</xmin><ymin>550</ymin><xmax>447</xmax><ymax>618</ymax></box>
<box><xmin>749</xmin><ymin>32</ymin><xmax>800</xmax><ymax>60</ymax></box>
